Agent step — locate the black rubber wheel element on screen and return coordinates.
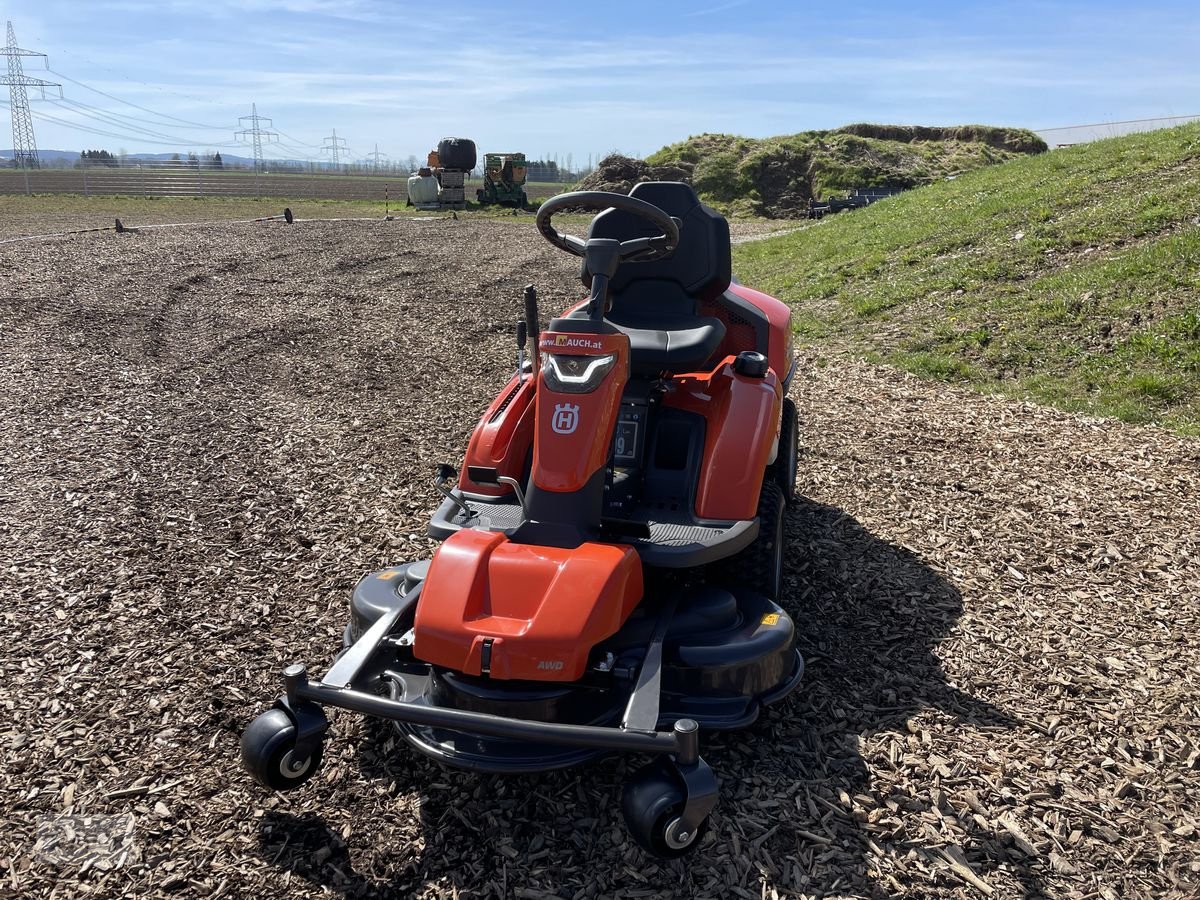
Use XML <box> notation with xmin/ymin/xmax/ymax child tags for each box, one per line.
<box><xmin>437</xmin><ymin>137</ymin><xmax>477</xmax><ymax>171</ymax></box>
<box><xmin>241</xmin><ymin>708</ymin><xmax>324</xmax><ymax>791</ymax></box>
<box><xmin>720</xmin><ymin>480</ymin><xmax>785</xmax><ymax>601</ymax></box>
<box><xmin>769</xmin><ymin>398</ymin><xmax>799</xmax><ymax>503</ymax></box>
<box><xmin>621</xmin><ymin>759</ymin><xmax>708</xmax><ymax>857</ymax></box>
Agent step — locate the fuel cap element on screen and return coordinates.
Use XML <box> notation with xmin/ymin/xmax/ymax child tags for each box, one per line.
<box><xmin>733</xmin><ymin>350</ymin><xmax>769</xmax><ymax>378</ymax></box>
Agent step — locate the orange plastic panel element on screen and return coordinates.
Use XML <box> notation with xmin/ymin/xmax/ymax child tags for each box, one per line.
<box><xmin>459</xmin><ymin>374</ymin><xmax>535</xmax><ymax>496</ymax></box>
<box><xmin>531</xmin><ymin>330</ymin><xmax>629</xmax><ymax>493</ymax></box>
<box><xmin>725</xmin><ymin>283</ymin><xmax>795</xmax><ymax>381</ymax></box>
<box><xmin>413</xmin><ymin>529</ymin><xmax>643</xmax><ymax>681</ymax></box>
<box><xmin>664</xmin><ymin>358</ymin><xmax>781</xmax><ymax>520</ymax></box>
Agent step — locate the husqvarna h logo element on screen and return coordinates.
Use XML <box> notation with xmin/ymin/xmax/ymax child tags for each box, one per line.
<box><xmin>551</xmin><ymin>403</ymin><xmax>580</xmax><ymax>435</ymax></box>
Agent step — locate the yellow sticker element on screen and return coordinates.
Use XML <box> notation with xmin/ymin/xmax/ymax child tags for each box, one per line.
<box><xmin>377</xmin><ymin>570</ymin><xmax>402</xmax><ymax>581</ymax></box>
<box><xmin>761</xmin><ymin>613</ymin><xmax>780</xmax><ymax>626</ymax></box>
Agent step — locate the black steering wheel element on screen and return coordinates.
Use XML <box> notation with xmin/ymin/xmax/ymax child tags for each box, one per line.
<box><xmin>535</xmin><ymin>191</ymin><xmax>680</xmax><ymax>263</ymax></box>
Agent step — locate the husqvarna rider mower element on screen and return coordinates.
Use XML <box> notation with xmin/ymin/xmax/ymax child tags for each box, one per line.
<box><xmin>241</xmin><ymin>183</ymin><xmax>804</xmax><ymax>856</ymax></box>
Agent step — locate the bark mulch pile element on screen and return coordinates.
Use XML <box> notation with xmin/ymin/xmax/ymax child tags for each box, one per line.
<box><xmin>1</xmin><ymin>218</ymin><xmax>1197</xmax><ymax>898</ymax></box>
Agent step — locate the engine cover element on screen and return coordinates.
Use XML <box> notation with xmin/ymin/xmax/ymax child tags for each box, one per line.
<box><xmin>413</xmin><ymin>529</ymin><xmax>643</xmax><ymax>681</ymax></box>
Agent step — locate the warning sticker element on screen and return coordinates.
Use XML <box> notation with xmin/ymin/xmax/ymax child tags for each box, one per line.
<box><xmin>760</xmin><ymin>613</ymin><xmax>780</xmax><ymax>626</ymax></box>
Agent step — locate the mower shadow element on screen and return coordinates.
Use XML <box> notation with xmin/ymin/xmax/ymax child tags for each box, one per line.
<box><xmin>257</xmin><ymin>498</ymin><xmax>1040</xmax><ymax>898</ymax></box>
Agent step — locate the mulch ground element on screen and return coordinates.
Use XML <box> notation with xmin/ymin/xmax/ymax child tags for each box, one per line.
<box><xmin>1</xmin><ymin>217</ymin><xmax>1197</xmax><ymax>899</ymax></box>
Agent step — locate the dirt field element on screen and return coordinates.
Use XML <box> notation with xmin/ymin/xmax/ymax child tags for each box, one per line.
<box><xmin>1</xmin><ymin>217</ymin><xmax>1198</xmax><ymax>899</ymax></box>
<box><xmin>0</xmin><ymin>170</ymin><xmax>566</xmax><ymax>204</ymax></box>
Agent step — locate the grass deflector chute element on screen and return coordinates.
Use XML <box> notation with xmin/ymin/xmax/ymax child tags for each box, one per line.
<box><xmin>241</xmin><ymin>183</ymin><xmax>804</xmax><ymax>856</ymax></box>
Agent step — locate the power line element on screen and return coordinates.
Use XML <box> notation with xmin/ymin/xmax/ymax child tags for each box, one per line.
<box><xmin>3</xmin><ymin>21</ymin><xmax>61</xmax><ymax>168</ymax></box>
<box><xmin>30</xmin><ymin>107</ymin><xmax>241</xmax><ymax>148</ymax></box>
<box><xmin>275</xmin><ymin>127</ymin><xmax>324</xmax><ymax>151</ymax></box>
<box><xmin>51</xmin><ymin>98</ymin><xmax>206</xmax><ymax>143</ymax></box>
<box><xmin>46</xmin><ymin>66</ymin><xmax>226</xmax><ymax>130</ymax></box>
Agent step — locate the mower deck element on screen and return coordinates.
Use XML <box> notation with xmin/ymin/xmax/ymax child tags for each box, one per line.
<box><xmin>274</xmin><ymin>560</ymin><xmax>803</xmax><ymax>773</ymax></box>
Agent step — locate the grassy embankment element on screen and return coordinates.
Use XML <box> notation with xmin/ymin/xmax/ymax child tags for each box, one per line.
<box><xmin>733</xmin><ymin>123</ymin><xmax>1200</xmax><ymax>434</ymax></box>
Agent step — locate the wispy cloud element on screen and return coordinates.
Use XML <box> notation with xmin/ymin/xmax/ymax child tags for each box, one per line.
<box><xmin>13</xmin><ymin>1</ymin><xmax>1200</xmax><ymax>160</ymax></box>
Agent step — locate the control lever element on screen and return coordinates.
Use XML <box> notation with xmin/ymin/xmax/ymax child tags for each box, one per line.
<box><xmin>466</xmin><ymin>466</ymin><xmax>528</xmax><ymax>523</ymax></box>
<box><xmin>433</xmin><ymin>464</ymin><xmax>473</xmax><ymax>522</ymax></box>
<box><xmin>523</xmin><ymin>285</ymin><xmax>540</xmax><ymax>375</ymax></box>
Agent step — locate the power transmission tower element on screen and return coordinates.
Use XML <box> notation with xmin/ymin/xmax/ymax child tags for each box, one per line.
<box><xmin>321</xmin><ymin>128</ymin><xmax>346</xmax><ymax>170</ymax></box>
<box><xmin>2</xmin><ymin>21</ymin><xmax>61</xmax><ymax>169</ymax></box>
<box><xmin>235</xmin><ymin>103</ymin><xmax>278</xmax><ymax>173</ymax></box>
<box><xmin>367</xmin><ymin>142</ymin><xmax>387</xmax><ymax>171</ymax></box>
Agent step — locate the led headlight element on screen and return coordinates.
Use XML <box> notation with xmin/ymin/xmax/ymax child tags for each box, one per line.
<box><xmin>541</xmin><ymin>352</ymin><xmax>617</xmax><ymax>393</ymax></box>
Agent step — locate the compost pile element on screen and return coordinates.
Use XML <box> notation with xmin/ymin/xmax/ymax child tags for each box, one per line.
<box><xmin>574</xmin><ymin>153</ymin><xmax>694</xmax><ymax>195</ymax></box>
<box><xmin>1</xmin><ymin>217</ymin><xmax>1198</xmax><ymax>899</ymax></box>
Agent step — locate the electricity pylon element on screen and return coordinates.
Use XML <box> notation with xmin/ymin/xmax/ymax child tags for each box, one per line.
<box><xmin>2</xmin><ymin>21</ymin><xmax>61</xmax><ymax>169</ymax></box>
<box><xmin>321</xmin><ymin>129</ymin><xmax>346</xmax><ymax>170</ymax></box>
<box><xmin>235</xmin><ymin>103</ymin><xmax>278</xmax><ymax>174</ymax></box>
<box><xmin>367</xmin><ymin>142</ymin><xmax>387</xmax><ymax>171</ymax></box>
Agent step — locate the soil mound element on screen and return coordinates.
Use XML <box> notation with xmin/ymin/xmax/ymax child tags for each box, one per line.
<box><xmin>575</xmin><ymin>153</ymin><xmax>693</xmax><ymax>195</ymax></box>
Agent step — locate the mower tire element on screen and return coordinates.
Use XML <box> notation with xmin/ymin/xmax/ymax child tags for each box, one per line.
<box><xmin>621</xmin><ymin>759</ymin><xmax>708</xmax><ymax>857</ymax></box>
<box><xmin>719</xmin><ymin>480</ymin><xmax>785</xmax><ymax>601</ymax></box>
<box><xmin>241</xmin><ymin>708</ymin><xmax>324</xmax><ymax>791</ymax></box>
<box><xmin>769</xmin><ymin>398</ymin><xmax>799</xmax><ymax>503</ymax></box>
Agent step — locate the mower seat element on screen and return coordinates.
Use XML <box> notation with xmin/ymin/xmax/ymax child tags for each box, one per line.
<box><xmin>583</xmin><ymin>182</ymin><xmax>732</xmax><ymax>375</ymax></box>
<box><xmin>564</xmin><ymin>294</ymin><xmax>725</xmax><ymax>376</ymax></box>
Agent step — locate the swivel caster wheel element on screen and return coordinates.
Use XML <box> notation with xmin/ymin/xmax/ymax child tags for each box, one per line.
<box><xmin>241</xmin><ymin>707</ymin><xmax>326</xmax><ymax>791</ymax></box>
<box><xmin>621</xmin><ymin>759</ymin><xmax>710</xmax><ymax>857</ymax></box>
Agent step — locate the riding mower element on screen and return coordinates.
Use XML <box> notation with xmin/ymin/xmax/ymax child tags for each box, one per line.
<box><xmin>241</xmin><ymin>183</ymin><xmax>804</xmax><ymax>856</ymax></box>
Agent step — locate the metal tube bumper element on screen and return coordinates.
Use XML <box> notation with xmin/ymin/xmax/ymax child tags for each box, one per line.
<box><xmin>283</xmin><ymin>664</ymin><xmax>695</xmax><ymax>758</ymax></box>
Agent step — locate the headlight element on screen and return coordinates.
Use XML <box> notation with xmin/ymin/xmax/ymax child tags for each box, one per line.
<box><xmin>541</xmin><ymin>352</ymin><xmax>617</xmax><ymax>393</ymax></box>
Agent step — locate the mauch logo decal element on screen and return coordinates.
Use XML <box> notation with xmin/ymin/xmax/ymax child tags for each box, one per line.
<box><xmin>551</xmin><ymin>403</ymin><xmax>580</xmax><ymax>435</ymax></box>
<box><xmin>549</xmin><ymin>335</ymin><xmax>603</xmax><ymax>350</ymax></box>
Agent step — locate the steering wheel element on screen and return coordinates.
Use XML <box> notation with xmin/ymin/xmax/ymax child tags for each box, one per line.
<box><xmin>535</xmin><ymin>191</ymin><xmax>680</xmax><ymax>263</ymax></box>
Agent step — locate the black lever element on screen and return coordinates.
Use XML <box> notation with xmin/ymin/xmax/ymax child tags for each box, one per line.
<box><xmin>523</xmin><ymin>284</ymin><xmax>540</xmax><ymax>376</ymax></box>
<box><xmin>433</xmin><ymin>465</ymin><xmax>473</xmax><ymax>522</ymax></box>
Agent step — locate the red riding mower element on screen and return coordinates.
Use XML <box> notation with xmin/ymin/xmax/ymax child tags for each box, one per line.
<box><xmin>242</xmin><ymin>183</ymin><xmax>804</xmax><ymax>856</ymax></box>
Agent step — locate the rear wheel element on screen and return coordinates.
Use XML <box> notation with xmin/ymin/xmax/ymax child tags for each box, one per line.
<box><xmin>769</xmin><ymin>398</ymin><xmax>799</xmax><ymax>503</ymax></box>
<box><xmin>719</xmin><ymin>480</ymin><xmax>785</xmax><ymax>601</ymax></box>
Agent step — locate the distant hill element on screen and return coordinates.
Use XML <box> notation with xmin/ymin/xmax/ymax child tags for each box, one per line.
<box><xmin>579</xmin><ymin>124</ymin><xmax>1047</xmax><ymax>218</ymax></box>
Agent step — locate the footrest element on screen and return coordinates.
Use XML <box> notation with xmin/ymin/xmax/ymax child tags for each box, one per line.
<box><xmin>428</xmin><ymin>492</ymin><xmax>758</xmax><ymax>568</ymax></box>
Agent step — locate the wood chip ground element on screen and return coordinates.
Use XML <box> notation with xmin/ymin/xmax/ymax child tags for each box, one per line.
<box><xmin>1</xmin><ymin>218</ymin><xmax>1197</xmax><ymax>898</ymax></box>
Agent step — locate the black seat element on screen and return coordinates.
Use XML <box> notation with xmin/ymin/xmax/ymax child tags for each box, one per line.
<box><xmin>581</xmin><ymin>183</ymin><xmax>731</xmax><ymax>375</ymax></box>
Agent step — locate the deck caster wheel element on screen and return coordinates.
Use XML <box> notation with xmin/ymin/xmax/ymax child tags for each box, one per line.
<box><xmin>241</xmin><ymin>708</ymin><xmax>325</xmax><ymax>791</ymax></box>
<box><xmin>621</xmin><ymin>759</ymin><xmax>708</xmax><ymax>857</ymax></box>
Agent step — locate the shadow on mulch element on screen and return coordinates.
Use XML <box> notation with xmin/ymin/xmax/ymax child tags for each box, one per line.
<box><xmin>257</xmin><ymin>499</ymin><xmax>1040</xmax><ymax>898</ymax></box>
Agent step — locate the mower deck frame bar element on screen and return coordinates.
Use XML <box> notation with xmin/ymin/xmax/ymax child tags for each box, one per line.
<box><xmin>282</xmin><ymin>665</ymin><xmax>697</xmax><ymax>760</ymax></box>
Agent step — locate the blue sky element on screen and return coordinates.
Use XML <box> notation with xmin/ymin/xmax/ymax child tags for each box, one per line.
<box><xmin>5</xmin><ymin>1</ymin><xmax>1199</xmax><ymax>163</ymax></box>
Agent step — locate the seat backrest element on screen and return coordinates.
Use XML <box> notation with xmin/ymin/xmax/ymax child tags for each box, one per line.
<box><xmin>583</xmin><ymin>183</ymin><xmax>732</xmax><ymax>316</ymax></box>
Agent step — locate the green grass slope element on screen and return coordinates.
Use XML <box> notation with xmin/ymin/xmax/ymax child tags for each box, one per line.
<box><xmin>733</xmin><ymin>123</ymin><xmax>1200</xmax><ymax>435</ymax></box>
<box><xmin>647</xmin><ymin>124</ymin><xmax>1045</xmax><ymax>217</ymax></box>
